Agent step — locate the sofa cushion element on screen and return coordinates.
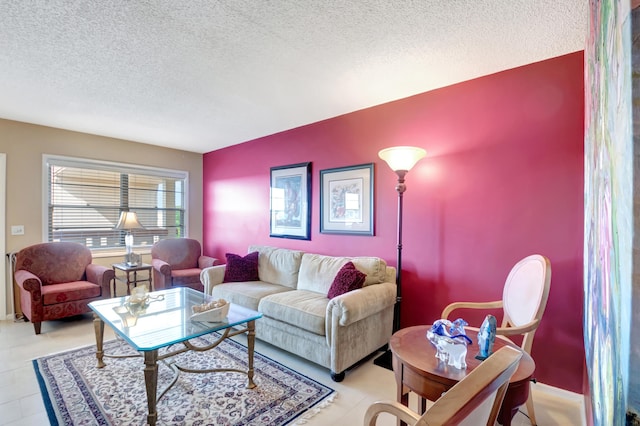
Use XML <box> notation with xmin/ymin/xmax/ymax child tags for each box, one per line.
<box><xmin>351</xmin><ymin>257</ymin><xmax>388</xmax><ymax>286</ymax></box>
<box><xmin>327</xmin><ymin>261</ymin><xmax>366</xmax><ymax>299</ymax></box>
<box><xmin>223</xmin><ymin>252</ymin><xmax>259</xmax><ymax>282</ymax></box>
<box><xmin>41</xmin><ymin>281</ymin><xmax>101</xmax><ymax>305</ymax></box>
<box><xmin>298</xmin><ymin>253</ymin><xmax>388</xmax><ymax>294</ymax></box>
<box><xmin>297</xmin><ymin>254</ymin><xmax>346</xmax><ymax>294</ymax></box>
<box><xmin>258</xmin><ymin>290</ymin><xmax>328</xmax><ymax>336</ymax></box>
<box><xmin>248</xmin><ymin>245</ymin><xmax>304</xmax><ymax>288</ymax></box>
<box><xmin>211</xmin><ymin>281</ymin><xmax>291</xmax><ymax>311</ymax></box>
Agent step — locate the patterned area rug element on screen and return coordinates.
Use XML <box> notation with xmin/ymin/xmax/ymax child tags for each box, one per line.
<box><xmin>33</xmin><ymin>334</ymin><xmax>336</xmax><ymax>425</ymax></box>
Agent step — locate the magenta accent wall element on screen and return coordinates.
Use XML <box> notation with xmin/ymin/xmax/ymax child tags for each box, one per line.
<box><xmin>203</xmin><ymin>51</ymin><xmax>585</xmax><ymax>392</ymax></box>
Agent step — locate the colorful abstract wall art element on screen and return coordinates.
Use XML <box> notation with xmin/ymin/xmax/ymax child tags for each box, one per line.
<box><xmin>584</xmin><ymin>0</ymin><xmax>633</xmax><ymax>424</ymax></box>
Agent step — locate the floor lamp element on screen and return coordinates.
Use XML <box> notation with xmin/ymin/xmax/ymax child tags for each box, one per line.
<box><xmin>373</xmin><ymin>146</ymin><xmax>426</xmax><ymax>370</ymax></box>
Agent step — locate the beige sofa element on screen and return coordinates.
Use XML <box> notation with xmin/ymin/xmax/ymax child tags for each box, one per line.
<box><xmin>200</xmin><ymin>245</ymin><xmax>396</xmax><ymax>381</ymax></box>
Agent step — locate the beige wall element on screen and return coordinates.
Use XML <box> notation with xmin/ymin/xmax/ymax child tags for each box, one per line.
<box><xmin>0</xmin><ymin>118</ymin><xmax>203</xmax><ymax>315</ymax></box>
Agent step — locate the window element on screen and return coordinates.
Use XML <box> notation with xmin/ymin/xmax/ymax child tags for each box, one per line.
<box><xmin>44</xmin><ymin>155</ymin><xmax>188</xmax><ymax>252</ymax></box>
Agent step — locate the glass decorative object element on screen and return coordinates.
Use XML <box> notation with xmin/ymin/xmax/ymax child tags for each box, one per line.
<box><xmin>476</xmin><ymin>314</ymin><xmax>497</xmax><ymax>360</ymax></box>
<box><xmin>426</xmin><ymin>319</ymin><xmax>473</xmax><ymax>369</ymax></box>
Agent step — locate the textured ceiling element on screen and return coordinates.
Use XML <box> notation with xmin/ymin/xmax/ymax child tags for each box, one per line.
<box><xmin>0</xmin><ymin>1</ymin><xmax>587</xmax><ymax>154</ymax></box>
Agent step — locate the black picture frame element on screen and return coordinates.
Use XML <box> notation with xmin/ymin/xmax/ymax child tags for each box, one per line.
<box><xmin>320</xmin><ymin>163</ymin><xmax>374</xmax><ymax>235</ymax></box>
<box><xmin>269</xmin><ymin>162</ymin><xmax>312</xmax><ymax>240</ymax></box>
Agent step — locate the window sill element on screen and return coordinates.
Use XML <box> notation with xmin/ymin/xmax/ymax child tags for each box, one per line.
<box><xmin>91</xmin><ymin>248</ymin><xmax>152</xmax><ymax>259</ymax></box>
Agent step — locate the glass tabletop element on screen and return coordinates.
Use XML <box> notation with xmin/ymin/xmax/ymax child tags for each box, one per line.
<box><xmin>88</xmin><ymin>287</ymin><xmax>262</xmax><ymax>352</ymax></box>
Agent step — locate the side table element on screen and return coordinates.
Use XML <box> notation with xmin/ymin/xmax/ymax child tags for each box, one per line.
<box><xmin>389</xmin><ymin>325</ymin><xmax>535</xmax><ymax>426</ymax></box>
<box><xmin>111</xmin><ymin>262</ymin><xmax>153</xmax><ymax>297</ymax></box>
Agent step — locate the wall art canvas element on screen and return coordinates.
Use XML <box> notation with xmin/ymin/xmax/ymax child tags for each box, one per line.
<box><xmin>584</xmin><ymin>0</ymin><xmax>633</xmax><ymax>423</ymax></box>
<box><xmin>270</xmin><ymin>162</ymin><xmax>311</xmax><ymax>240</ymax></box>
<box><xmin>320</xmin><ymin>163</ymin><xmax>373</xmax><ymax>235</ymax></box>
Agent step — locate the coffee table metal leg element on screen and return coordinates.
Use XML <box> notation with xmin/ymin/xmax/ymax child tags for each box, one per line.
<box><xmin>93</xmin><ymin>313</ymin><xmax>105</xmax><ymax>368</ymax></box>
<box><xmin>144</xmin><ymin>350</ymin><xmax>159</xmax><ymax>426</ymax></box>
<box><xmin>246</xmin><ymin>320</ymin><xmax>257</xmax><ymax>389</ymax></box>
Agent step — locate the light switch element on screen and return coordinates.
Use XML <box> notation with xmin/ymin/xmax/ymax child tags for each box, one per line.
<box><xmin>11</xmin><ymin>225</ymin><xmax>24</xmax><ymax>235</ymax></box>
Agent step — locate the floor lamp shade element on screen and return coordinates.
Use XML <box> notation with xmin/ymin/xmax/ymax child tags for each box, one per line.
<box><xmin>378</xmin><ymin>146</ymin><xmax>426</xmax><ymax>173</ymax></box>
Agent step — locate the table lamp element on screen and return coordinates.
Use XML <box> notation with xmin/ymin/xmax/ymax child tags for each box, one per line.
<box><xmin>115</xmin><ymin>211</ymin><xmax>144</xmax><ymax>265</ymax></box>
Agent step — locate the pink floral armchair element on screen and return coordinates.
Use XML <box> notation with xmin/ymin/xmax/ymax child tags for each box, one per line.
<box><xmin>151</xmin><ymin>238</ymin><xmax>219</xmax><ymax>291</ymax></box>
<box><xmin>14</xmin><ymin>242</ymin><xmax>115</xmax><ymax>334</ymax></box>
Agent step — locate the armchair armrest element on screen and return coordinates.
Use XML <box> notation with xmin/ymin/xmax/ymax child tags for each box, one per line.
<box><xmin>364</xmin><ymin>401</ymin><xmax>421</xmax><ymax>426</ymax></box>
<box><xmin>496</xmin><ymin>320</ymin><xmax>540</xmax><ymax>336</ymax></box>
<box><xmin>15</xmin><ymin>269</ymin><xmax>44</xmax><ymax>322</ymax></box>
<box><xmin>151</xmin><ymin>258</ymin><xmax>171</xmax><ymax>276</ymax></box>
<box><xmin>200</xmin><ymin>264</ymin><xmax>227</xmax><ymax>295</ymax></box>
<box><xmin>441</xmin><ymin>300</ymin><xmax>503</xmax><ymax>320</ymax></box>
<box><xmin>14</xmin><ymin>269</ymin><xmax>43</xmax><ymax>293</ymax></box>
<box><xmin>198</xmin><ymin>255</ymin><xmax>219</xmax><ymax>269</ymax></box>
<box><xmin>327</xmin><ymin>282</ymin><xmax>396</xmax><ymax>326</ymax></box>
<box><xmin>86</xmin><ymin>264</ymin><xmax>115</xmax><ymax>292</ymax></box>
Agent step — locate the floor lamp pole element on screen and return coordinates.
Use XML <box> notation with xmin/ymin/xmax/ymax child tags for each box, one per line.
<box><xmin>393</xmin><ymin>171</ymin><xmax>407</xmax><ymax>334</ymax></box>
<box><xmin>374</xmin><ymin>170</ymin><xmax>407</xmax><ymax>370</ymax></box>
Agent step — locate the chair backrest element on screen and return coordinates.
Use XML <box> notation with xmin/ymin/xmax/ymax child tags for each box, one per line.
<box><xmin>416</xmin><ymin>346</ymin><xmax>523</xmax><ymax>425</ymax></box>
<box><xmin>15</xmin><ymin>242</ymin><xmax>92</xmax><ymax>285</ymax></box>
<box><xmin>502</xmin><ymin>254</ymin><xmax>551</xmax><ymax>353</ymax></box>
<box><xmin>151</xmin><ymin>238</ymin><xmax>202</xmax><ymax>269</ymax></box>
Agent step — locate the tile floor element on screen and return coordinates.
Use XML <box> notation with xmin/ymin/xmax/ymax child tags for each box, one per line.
<box><xmin>0</xmin><ymin>314</ymin><xmax>586</xmax><ymax>426</ymax></box>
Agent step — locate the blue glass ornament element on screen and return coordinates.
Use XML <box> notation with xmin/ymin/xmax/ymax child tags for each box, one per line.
<box><xmin>476</xmin><ymin>314</ymin><xmax>497</xmax><ymax>360</ymax></box>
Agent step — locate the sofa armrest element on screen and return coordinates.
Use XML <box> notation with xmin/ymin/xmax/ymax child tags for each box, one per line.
<box><xmin>200</xmin><ymin>265</ymin><xmax>227</xmax><ymax>295</ymax></box>
<box><xmin>86</xmin><ymin>263</ymin><xmax>115</xmax><ymax>292</ymax></box>
<box><xmin>327</xmin><ymin>281</ymin><xmax>396</xmax><ymax>326</ymax></box>
<box><xmin>198</xmin><ymin>255</ymin><xmax>219</xmax><ymax>269</ymax></box>
<box><xmin>14</xmin><ymin>269</ymin><xmax>43</xmax><ymax>293</ymax></box>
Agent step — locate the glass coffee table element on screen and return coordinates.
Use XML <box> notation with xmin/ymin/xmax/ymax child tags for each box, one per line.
<box><xmin>88</xmin><ymin>287</ymin><xmax>262</xmax><ymax>426</ymax></box>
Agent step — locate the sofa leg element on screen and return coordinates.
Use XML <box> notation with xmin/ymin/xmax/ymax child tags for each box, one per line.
<box><xmin>331</xmin><ymin>371</ymin><xmax>345</xmax><ymax>382</ymax></box>
<box><xmin>33</xmin><ymin>322</ymin><xmax>42</xmax><ymax>335</ymax></box>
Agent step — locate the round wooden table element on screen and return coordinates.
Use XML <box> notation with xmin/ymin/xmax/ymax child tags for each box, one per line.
<box><xmin>389</xmin><ymin>325</ymin><xmax>534</xmax><ymax>426</ymax></box>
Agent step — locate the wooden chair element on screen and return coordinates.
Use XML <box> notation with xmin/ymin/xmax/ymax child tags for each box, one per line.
<box><xmin>441</xmin><ymin>254</ymin><xmax>551</xmax><ymax>425</ymax></box>
<box><xmin>364</xmin><ymin>346</ymin><xmax>523</xmax><ymax>426</ymax></box>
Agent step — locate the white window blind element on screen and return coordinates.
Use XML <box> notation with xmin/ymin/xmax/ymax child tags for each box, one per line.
<box><xmin>44</xmin><ymin>155</ymin><xmax>188</xmax><ymax>251</ymax></box>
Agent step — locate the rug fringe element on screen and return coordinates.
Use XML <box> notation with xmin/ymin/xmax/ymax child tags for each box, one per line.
<box><xmin>291</xmin><ymin>392</ymin><xmax>337</xmax><ymax>425</ymax></box>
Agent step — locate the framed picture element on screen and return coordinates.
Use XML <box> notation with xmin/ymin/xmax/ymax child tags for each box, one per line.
<box><xmin>270</xmin><ymin>162</ymin><xmax>311</xmax><ymax>240</ymax></box>
<box><xmin>320</xmin><ymin>163</ymin><xmax>374</xmax><ymax>235</ymax></box>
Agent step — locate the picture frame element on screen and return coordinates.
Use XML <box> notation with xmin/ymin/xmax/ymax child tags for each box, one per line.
<box><xmin>270</xmin><ymin>162</ymin><xmax>311</xmax><ymax>240</ymax></box>
<box><xmin>320</xmin><ymin>163</ymin><xmax>374</xmax><ymax>235</ymax></box>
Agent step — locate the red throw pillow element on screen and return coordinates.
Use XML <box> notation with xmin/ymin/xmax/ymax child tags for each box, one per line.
<box><xmin>327</xmin><ymin>261</ymin><xmax>366</xmax><ymax>299</ymax></box>
<box><xmin>223</xmin><ymin>252</ymin><xmax>259</xmax><ymax>282</ymax></box>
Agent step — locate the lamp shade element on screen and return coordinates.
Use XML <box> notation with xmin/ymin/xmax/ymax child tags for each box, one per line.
<box><xmin>115</xmin><ymin>211</ymin><xmax>144</xmax><ymax>230</ymax></box>
<box><xmin>378</xmin><ymin>146</ymin><xmax>426</xmax><ymax>172</ymax></box>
